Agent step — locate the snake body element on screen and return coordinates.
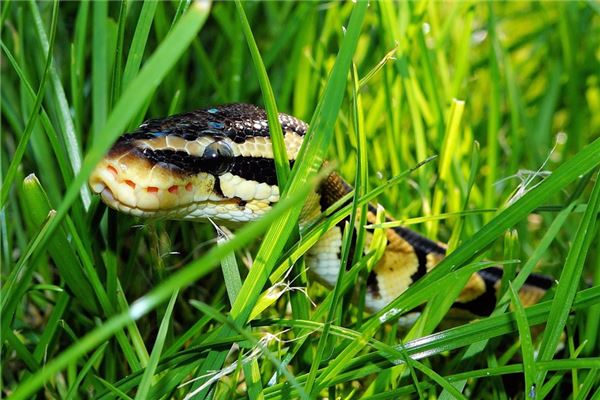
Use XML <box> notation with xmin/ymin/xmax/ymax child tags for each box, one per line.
<box><xmin>89</xmin><ymin>104</ymin><xmax>552</xmax><ymax>316</ymax></box>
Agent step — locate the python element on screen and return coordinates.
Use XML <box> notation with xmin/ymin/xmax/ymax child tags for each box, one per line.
<box><xmin>89</xmin><ymin>103</ymin><xmax>552</xmax><ymax>317</ymax></box>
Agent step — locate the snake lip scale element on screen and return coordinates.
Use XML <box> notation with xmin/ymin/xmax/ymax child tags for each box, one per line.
<box><xmin>90</xmin><ymin>103</ymin><xmax>553</xmax><ymax>317</ymax></box>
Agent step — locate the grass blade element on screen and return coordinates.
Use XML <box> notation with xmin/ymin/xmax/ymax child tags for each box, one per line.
<box><xmin>135</xmin><ymin>290</ymin><xmax>179</xmax><ymax>400</ymax></box>
<box><xmin>536</xmin><ymin>170</ymin><xmax>600</xmax><ymax>383</ymax></box>
<box><xmin>235</xmin><ymin>0</ymin><xmax>289</xmax><ymax>186</ymax></box>
<box><xmin>509</xmin><ymin>283</ymin><xmax>536</xmax><ymax>398</ymax></box>
<box><xmin>0</xmin><ymin>0</ymin><xmax>58</xmax><ymax>208</ymax></box>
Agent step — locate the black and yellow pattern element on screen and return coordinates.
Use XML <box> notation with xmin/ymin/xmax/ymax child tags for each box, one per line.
<box><xmin>90</xmin><ymin>104</ymin><xmax>553</xmax><ymax>317</ymax></box>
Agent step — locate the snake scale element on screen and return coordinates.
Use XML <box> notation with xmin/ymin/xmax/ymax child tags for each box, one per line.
<box><xmin>89</xmin><ymin>103</ymin><xmax>552</xmax><ymax>317</ymax></box>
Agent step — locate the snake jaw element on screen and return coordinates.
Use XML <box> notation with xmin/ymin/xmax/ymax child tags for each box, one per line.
<box><xmin>89</xmin><ymin>152</ymin><xmax>273</xmax><ymax>222</ymax></box>
<box><xmin>89</xmin><ymin>153</ymin><xmax>190</xmax><ymax>213</ymax></box>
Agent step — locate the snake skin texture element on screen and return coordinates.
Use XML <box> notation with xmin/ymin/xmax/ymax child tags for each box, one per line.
<box><xmin>89</xmin><ymin>104</ymin><xmax>553</xmax><ymax>316</ymax></box>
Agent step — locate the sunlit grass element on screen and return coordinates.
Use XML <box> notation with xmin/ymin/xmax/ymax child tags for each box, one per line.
<box><xmin>2</xmin><ymin>1</ymin><xmax>599</xmax><ymax>399</ymax></box>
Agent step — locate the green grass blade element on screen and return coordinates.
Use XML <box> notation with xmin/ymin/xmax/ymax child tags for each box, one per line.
<box><xmin>1</xmin><ymin>209</ymin><xmax>57</xmax><ymax>335</ymax></box>
<box><xmin>18</xmin><ymin>174</ymin><xmax>98</xmax><ymax>311</ymax></box>
<box><xmin>536</xmin><ymin>170</ymin><xmax>600</xmax><ymax>383</ymax></box>
<box><xmin>33</xmin><ymin>292</ymin><xmax>70</xmax><ymax>362</ymax></box>
<box><xmin>235</xmin><ymin>0</ymin><xmax>289</xmax><ymax>187</ymax></box>
<box><xmin>4</xmin><ymin>329</ymin><xmax>40</xmax><ymax>372</ymax></box>
<box><xmin>1</xmin><ymin>41</ymin><xmax>73</xmax><ymax>200</ymax></box>
<box><xmin>190</xmin><ymin>301</ymin><xmax>308</xmax><ymax>399</ymax></box>
<box><xmin>261</xmin><ymin>287</ymin><xmax>600</xmax><ymax>398</ymax></box>
<box><xmin>242</xmin><ymin>359</ymin><xmax>264</xmax><ymax>400</ymax></box>
<box><xmin>64</xmin><ymin>343</ymin><xmax>109</xmax><ymax>400</ymax></box>
<box><xmin>190</xmin><ymin>4</ymin><xmax>368</xmax><ymax>395</ymax></box>
<box><xmin>508</xmin><ymin>283</ymin><xmax>536</xmax><ymax>398</ymax></box>
<box><xmin>95</xmin><ymin>376</ymin><xmax>135</xmax><ymax>400</ymax></box>
<box><xmin>121</xmin><ymin>0</ymin><xmax>158</xmax><ymax>91</ymax></box>
<box><xmin>483</xmin><ymin>3</ymin><xmax>501</xmax><ymax>221</ymax></box>
<box><xmin>216</xmin><ymin>226</ymin><xmax>242</xmax><ymax>305</ymax></box>
<box><xmin>377</xmin><ymin>139</ymin><xmax>600</xmax><ymax>325</ymax></box>
<box><xmin>28</xmin><ymin>0</ymin><xmax>90</xmax><ymax>208</ymax></box>
<box><xmin>70</xmin><ymin>1</ymin><xmax>89</xmax><ymax>137</ymax></box>
<box><xmin>135</xmin><ymin>290</ymin><xmax>179</xmax><ymax>400</ymax></box>
<box><xmin>4</xmin><ymin>2</ymin><xmax>600</xmax><ymax>397</ymax></box>
<box><xmin>440</xmin><ymin>201</ymin><xmax>578</xmax><ymax>398</ymax></box>
<box><xmin>430</xmin><ymin>99</ymin><xmax>465</xmax><ymax>237</ymax></box>
<box><xmin>91</xmin><ymin>0</ymin><xmax>108</xmax><ymax>141</ymax></box>
<box><xmin>0</xmin><ymin>0</ymin><xmax>57</xmax><ymax>208</ymax></box>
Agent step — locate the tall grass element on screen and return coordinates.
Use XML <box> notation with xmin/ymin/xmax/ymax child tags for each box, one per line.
<box><xmin>2</xmin><ymin>1</ymin><xmax>599</xmax><ymax>399</ymax></box>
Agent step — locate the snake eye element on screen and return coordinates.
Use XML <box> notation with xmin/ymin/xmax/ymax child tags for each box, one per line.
<box><xmin>202</xmin><ymin>141</ymin><xmax>233</xmax><ymax>175</ymax></box>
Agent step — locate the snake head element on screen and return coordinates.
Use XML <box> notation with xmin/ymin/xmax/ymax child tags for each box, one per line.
<box><xmin>89</xmin><ymin>104</ymin><xmax>306</xmax><ymax>222</ymax></box>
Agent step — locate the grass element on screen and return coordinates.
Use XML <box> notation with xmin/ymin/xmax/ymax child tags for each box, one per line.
<box><xmin>2</xmin><ymin>1</ymin><xmax>600</xmax><ymax>399</ymax></box>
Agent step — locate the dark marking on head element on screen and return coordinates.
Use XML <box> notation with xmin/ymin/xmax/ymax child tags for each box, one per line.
<box><xmin>213</xmin><ymin>178</ymin><xmax>224</xmax><ymax>197</ymax></box>
<box><xmin>110</xmin><ymin>104</ymin><xmax>308</xmax><ymax>149</ymax></box>
<box><xmin>108</xmin><ymin>139</ymin><xmax>139</xmax><ymax>157</ymax></box>
<box><xmin>229</xmin><ymin>157</ymin><xmax>294</xmax><ymax>186</ymax></box>
<box><xmin>140</xmin><ymin>149</ymin><xmax>293</xmax><ymax>186</ymax></box>
<box><xmin>208</xmin><ymin>121</ymin><xmax>225</xmax><ymax>129</ymax></box>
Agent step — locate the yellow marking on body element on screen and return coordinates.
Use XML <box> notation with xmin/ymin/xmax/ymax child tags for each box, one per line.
<box><xmin>519</xmin><ymin>285</ymin><xmax>547</xmax><ymax>306</ymax></box>
<box><xmin>372</xmin><ymin>246</ymin><xmax>419</xmax><ymax>298</ymax></box>
<box><xmin>361</xmin><ymin>216</ymin><xmax>421</xmax><ymax>311</ymax></box>
<box><xmin>456</xmin><ymin>273</ymin><xmax>487</xmax><ymax>303</ymax></box>
<box><xmin>426</xmin><ymin>252</ymin><xmax>444</xmax><ymax>272</ymax></box>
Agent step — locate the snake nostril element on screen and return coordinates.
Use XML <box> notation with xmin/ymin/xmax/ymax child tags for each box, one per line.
<box><xmin>147</xmin><ymin>186</ymin><xmax>159</xmax><ymax>193</ymax></box>
<box><xmin>125</xmin><ymin>180</ymin><xmax>136</xmax><ymax>189</ymax></box>
<box><xmin>107</xmin><ymin>165</ymin><xmax>118</xmax><ymax>176</ymax></box>
<box><xmin>185</xmin><ymin>183</ymin><xmax>193</xmax><ymax>192</ymax></box>
<box><xmin>168</xmin><ymin>185</ymin><xmax>178</xmax><ymax>194</ymax></box>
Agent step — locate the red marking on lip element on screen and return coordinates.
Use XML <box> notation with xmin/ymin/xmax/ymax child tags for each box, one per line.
<box><xmin>168</xmin><ymin>185</ymin><xmax>179</xmax><ymax>193</ymax></box>
<box><xmin>125</xmin><ymin>180</ymin><xmax>136</xmax><ymax>189</ymax></box>
<box><xmin>185</xmin><ymin>183</ymin><xmax>193</xmax><ymax>191</ymax></box>
<box><xmin>107</xmin><ymin>165</ymin><xmax>118</xmax><ymax>176</ymax></box>
<box><xmin>147</xmin><ymin>186</ymin><xmax>159</xmax><ymax>193</ymax></box>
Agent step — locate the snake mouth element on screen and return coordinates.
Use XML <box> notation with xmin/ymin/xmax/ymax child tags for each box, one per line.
<box><xmin>93</xmin><ymin>182</ymin><xmax>244</xmax><ymax>219</ymax></box>
<box><xmin>89</xmin><ymin>155</ymin><xmax>216</xmax><ymax>217</ymax></box>
<box><xmin>93</xmin><ymin>183</ymin><xmax>159</xmax><ymax>218</ymax></box>
<box><xmin>89</xmin><ymin>157</ymin><xmax>273</xmax><ymax>222</ymax></box>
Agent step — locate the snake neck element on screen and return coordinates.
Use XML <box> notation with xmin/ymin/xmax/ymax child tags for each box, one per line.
<box><xmin>301</xmin><ymin>172</ymin><xmax>553</xmax><ymax>316</ymax></box>
<box><xmin>298</xmin><ymin>171</ymin><xmax>351</xmax><ymax>226</ymax></box>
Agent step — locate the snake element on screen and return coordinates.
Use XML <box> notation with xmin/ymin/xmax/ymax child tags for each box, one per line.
<box><xmin>89</xmin><ymin>103</ymin><xmax>552</xmax><ymax>317</ymax></box>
